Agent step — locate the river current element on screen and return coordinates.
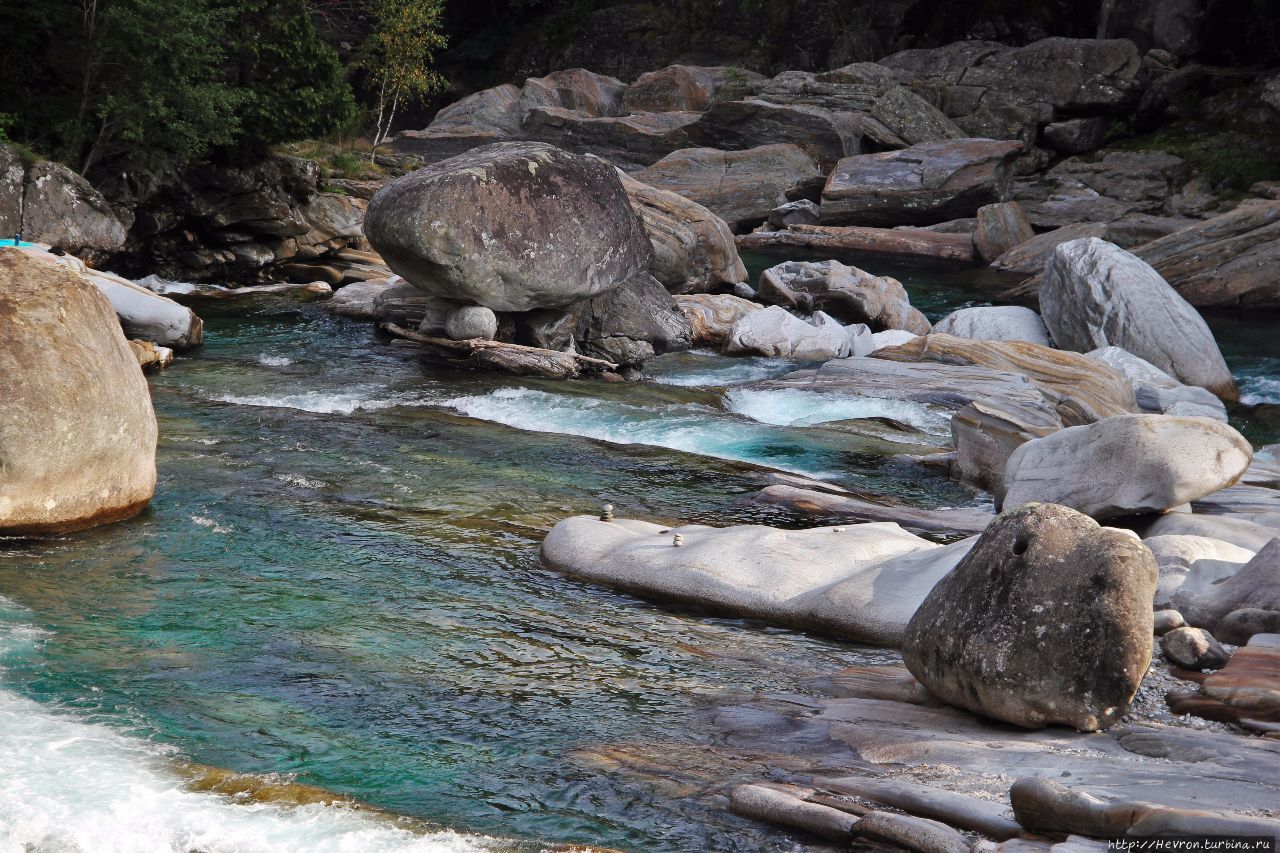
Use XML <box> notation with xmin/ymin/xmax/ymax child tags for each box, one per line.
<box><xmin>1</xmin><ymin>255</ymin><xmax>1275</xmax><ymax>852</ymax></box>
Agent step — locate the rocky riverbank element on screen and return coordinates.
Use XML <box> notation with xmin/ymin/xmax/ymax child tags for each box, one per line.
<box><xmin>2</xmin><ymin>26</ymin><xmax>1279</xmax><ymax>853</ymax></box>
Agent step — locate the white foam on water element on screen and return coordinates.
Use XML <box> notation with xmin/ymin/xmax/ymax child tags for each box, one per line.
<box><xmin>650</xmin><ymin>354</ymin><xmax>796</xmax><ymax>388</ymax></box>
<box><xmin>257</xmin><ymin>354</ymin><xmax>295</xmax><ymax>367</ymax></box>
<box><xmin>441</xmin><ymin>387</ymin><xmax>837</xmax><ymax>476</ymax></box>
<box><xmin>1241</xmin><ymin>374</ymin><xmax>1280</xmax><ymax>406</ymax></box>
<box><xmin>135</xmin><ymin>274</ymin><xmax>200</xmax><ymax>295</ymax></box>
<box><xmin>724</xmin><ymin>388</ymin><xmax>950</xmax><ymax>434</ymax></box>
<box><xmin>191</xmin><ymin>515</ymin><xmax>233</xmax><ymax>534</ymax></box>
<box><xmin>273</xmin><ymin>473</ymin><xmax>326</xmax><ymax>490</ymax></box>
<box><xmin>209</xmin><ymin>388</ymin><xmax>431</xmax><ymax>415</ymax></box>
<box><xmin>0</xmin><ymin>599</ymin><xmax>500</xmax><ymax>853</ymax></box>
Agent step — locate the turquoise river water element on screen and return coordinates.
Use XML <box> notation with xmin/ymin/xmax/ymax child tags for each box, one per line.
<box><xmin>1</xmin><ymin>256</ymin><xmax>1276</xmax><ymax>852</ymax></box>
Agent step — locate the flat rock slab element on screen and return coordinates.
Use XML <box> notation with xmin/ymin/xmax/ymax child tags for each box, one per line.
<box><xmin>820</xmin><ymin>138</ymin><xmax>1023</xmax><ymax>227</ymax></box>
<box><xmin>541</xmin><ymin>515</ymin><xmax>974</xmax><ymax>645</ymax></box>
<box><xmin>737</xmin><ymin>224</ymin><xmax>978</xmax><ymax>263</ymax></box>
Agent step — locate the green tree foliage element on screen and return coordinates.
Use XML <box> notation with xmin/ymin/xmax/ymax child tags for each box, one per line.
<box><xmin>0</xmin><ymin>0</ymin><xmax>238</xmax><ymax>173</ymax></box>
<box><xmin>361</xmin><ymin>0</ymin><xmax>448</xmax><ymax>160</ymax></box>
<box><xmin>0</xmin><ymin>0</ymin><xmax>359</xmax><ymax>174</ymax></box>
<box><xmin>222</xmin><ymin>0</ymin><xmax>358</xmax><ymax>158</ymax></box>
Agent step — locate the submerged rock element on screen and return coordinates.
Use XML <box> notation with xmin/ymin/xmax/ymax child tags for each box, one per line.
<box><xmin>902</xmin><ymin>503</ymin><xmax>1157</xmax><ymax>731</ymax></box>
<box><xmin>1000</xmin><ymin>415</ymin><xmax>1252</xmax><ymax>519</ymax></box>
<box><xmin>0</xmin><ymin>249</ymin><xmax>157</xmax><ymax>535</ymax></box>
<box><xmin>1038</xmin><ymin>237</ymin><xmax>1238</xmax><ymax>401</ymax></box>
<box><xmin>365</xmin><ymin>142</ymin><xmax>651</xmax><ymax>312</ymax></box>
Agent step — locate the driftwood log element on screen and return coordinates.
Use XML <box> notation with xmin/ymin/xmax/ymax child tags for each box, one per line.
<box><xmin>380</xmin><ymin>323</ymin><xmax>618</xmax><ymax>379</ymax></box>
<box><xmin>737</xmin><ymin>224</ymin><xmax>977</xmax><ymax>263</ymax></box>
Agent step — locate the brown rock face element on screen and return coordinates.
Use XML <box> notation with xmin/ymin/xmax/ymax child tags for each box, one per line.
<box><xmin>364</xmin><ymin>142</ymin><xmax>652</xmax><ymax>313</ymax></box>
<box><xmin>676</xmin><ymin>294</ymin><xmax>760</xmax><ymax>347</ymax></box>
<box><xmin>974</xmin><ymin>201</ymin><xmax>1034</xmax><ymax>262</ymax></box>
<box><xmin>820</xmin><ymin>138</ymin><xmax>1024</xmax><ymax>227</ymax></box>
<box><xmin>1133</xmin><ymin>201</ymin><xmax>1280</xmax><ymax>308</ymax></box>
<box><xmin>902</xmin><ymin>503</ymin><xmax>1157</xmax><ymax>731</ymax></box>
<box><xmin>0</xmin><ymin>249</ymin><xmax>157</xmax><ymax>535</ymax></box>
<box><xmin>634</xmin><ymin>144</ymin><xmax>821</xmax><ymax>231</ymax></box>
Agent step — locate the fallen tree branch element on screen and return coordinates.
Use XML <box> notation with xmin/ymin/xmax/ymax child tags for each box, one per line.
<box><xmin>381</xmin><ymin>323</ymin><xmax>618</xmax><ymax>379</ymax></box>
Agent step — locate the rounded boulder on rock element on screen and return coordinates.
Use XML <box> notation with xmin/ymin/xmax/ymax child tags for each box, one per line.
<box><xmin>1039</xmin><ymin>237</ymin><xmax>1238</xmax><ymax>401</ymax></box>
<box><xmin>0</xmin><ymin>249</ymin><xmax>157</xmax><ymax>535</ymax></box>
<box><xmin>901</xmin><ymin>503</ymin><xmax>1157</xmax><ymax>731</ymax></box>
<box><xmin>1160</xmin><ymin>626</ymin><xmax>1230</xmax><ymax>671</ymax></box>
<box><xmin>931</xmin><ymin>305</ymin><xmax>1051</xmax><ymax>346</ymax></box>
<box><xmin>445</xmin><ymin>305</ymin><xmax>498</xmax><ymax>341</ymax></box>
<box><xmin>363</xmin><ymin>142</ymin><xmax>652</xmax><ymax>313</ymax></box>
<box><xmin>1000</xmin><ymin>414</ymin><xmax>1252</xmax><ymax>520</ymax></box>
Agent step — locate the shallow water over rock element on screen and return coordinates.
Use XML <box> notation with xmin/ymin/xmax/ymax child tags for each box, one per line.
<box><xmin>0</xmin><ymin>252</ymin><xmax>1275</xmax><ymax>851</ymax></box>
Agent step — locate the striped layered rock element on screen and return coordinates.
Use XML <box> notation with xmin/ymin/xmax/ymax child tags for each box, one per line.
<box><xmin>757</xmin><ymin>259</ymin><xmax>931</xmax><ymax>334</ymax></box>
<box><xmin>616</xmin><ymin>170</ymin><xmax>746</xmax><ymax>293</ymax></box>
<box><xmin>675</xmin><ymin>293</ymin><xmax>759</xmax><ymax>348</ymax></box>
<box><xmin>872</xmin><ymin>334</ymin><xmax>1137</xmax><ymax>424</ymax></box>
<box><xmin>1131</xmin><ymin>200</ymin><xmax>1280</xmax><ymax>308</ymax></box>
<box><xmin>738</xmin><ymin>224</ymin><xmax>977</xmax><ymax>263</ymax></box>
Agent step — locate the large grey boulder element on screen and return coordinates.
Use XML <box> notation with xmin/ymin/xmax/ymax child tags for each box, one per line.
<box><xmin>573</xmin><ymin>274</ymin><xmax>693</xmax><ymax>367</ymax></box>
<box><xmin>757</xmin><ymin>259</ymin><xmax>930</xmax><ymax>334</ymax></box>
<box><xmin>932</xmin><ymin>306</ymin><xmax>1050</xmax><ymax>346</ymax></box>
<box><xmin>902</xmin><ymin>503</ymin><xmax>1157</xmax><ymax>731</ymax></box>
<box><xmin>1000</xmin><ymin>414</ymin><xmax>1252</xmax><ymax>519</ymax></box>
<box><xmin>1087</xmin><ymin>346</ymin><xmax>1227</xmax><ymax>422</ymax></box>
<box><xmin>0</xmin><ymin>249</ymin><xmax>157</xmax><ymax>535</ymax></box>
<box><xmin>634</xmin><ymin>144</ymin><xmax>821</xmax><ymax>231</ymax></box>
<box><xmin>615</xmin><ymin>169</ymin><xmax>746</xmax><ymax>293</ymax></box>
<box><xmin>724</xmin><ymin>306</ymin><xmax>857</xmax><ymax>360</ymax></box>
<box><xmin>1039</xmin><ymin>237</ymin><xmax>1238</xmax><ymax>401</ymax></box>
<box><xmin>820</xmin><ymin>139</ymin><xmax>1023</xmax><ymax>227</ymax></box>
<box><xmin>21</xmin><ymin>161</ymin><xmax>129</xmax><ymax>259</ymax></box>
<box><xmin>364</xmin><ymin>142</ymin><xmax>651</xmax><ymax>312</ymax></box>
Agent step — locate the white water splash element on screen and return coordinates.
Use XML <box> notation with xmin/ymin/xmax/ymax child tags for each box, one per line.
<box><xmin>441</xmin><ymin>387</ymin><xmax>839</xmax><ymax>476</ymax></box>
<box><xmin>257</xmin><ymin>354</ymin><xmax>295</xmax><ymax>368</ymax></box>
<box><xmin>725</xmin><ymin>387</ymin><xmax>950</xmax><ymax>434</ymax></box>
<box><xmin>649</xmin><ymin>354</ymin><xmax>796</xmax><ymax>388</ymax></box>
<box><xmin>209</xmin><ymin>388</ymin><xmax>431</xmax><ymax>415</ymax></box>
<box><xmin>1241</xmin><ymin>374</ymin><xmax>1280</xmax><ymax>406</ymax></box>
<box><xmin>0</xmin><ymin>599</ymin><xmax>501</xmax><ymax>853</ymax></box>
<box><xmin>191</xmin><ymin>515</ymin><xmax>233</xmax><ymax>534</ymax></box>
